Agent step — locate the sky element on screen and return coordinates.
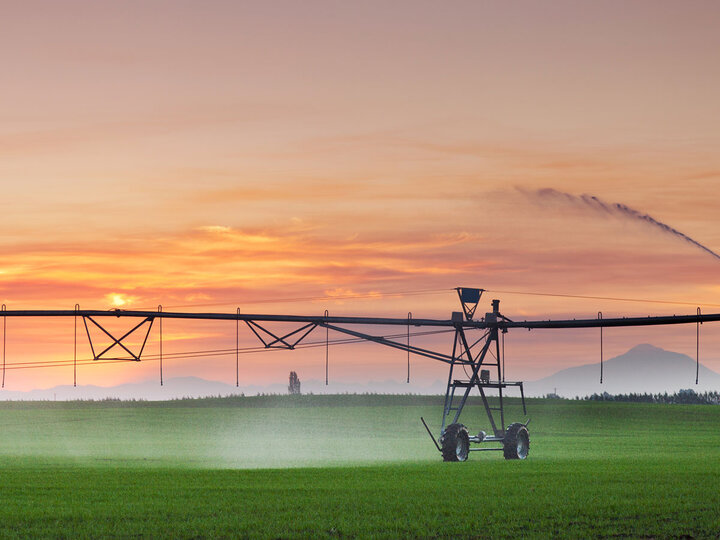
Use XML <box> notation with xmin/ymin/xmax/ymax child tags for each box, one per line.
<box><xmin>2</xmin><ymin>0</ymin><xmax>720</xmax><ymax>392</ymax></box>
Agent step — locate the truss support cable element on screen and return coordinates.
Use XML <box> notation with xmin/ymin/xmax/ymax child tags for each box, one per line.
<box><xmin>0</xmin><ymin>327</ymin><xmax>453</xmax><ymax>373</ymax></box>
<box><xmin>321</xmin><ymin>322</ymin><xmax>455</xmax><ymax>364</ymax></box>
<box><xmin>158</xmin><ymin>305</ymin><xmax>163</xmax><ymax>386</ymax></box>
<box><xmin>74</xmin><ymin>304</ymin><xmax>79</xmax><ymax>387</ymax></box>
<box><xmin>696</xmin><ymin>307</ymin><xmax>701</xmax><ymax>385</ymax></box>
<box><xmin>2</xmin><ymin>304</ymin><xmax>6</xmax><ymax>388</ymax></box>
<box><xmin>324</xmin><ymin>310</ymin><xmax>329</xmax><ymax>385</ymax></box>
<box><xmin>236</xmin><ymin>308</ymin><xmax>240</xmax><ymax>387</ymax></box>
<box><xmin>598</xmin><ymin>311</ymin><xmax>603</xmax><ymax>384</ymax></box>
<box><xmin>407</xmin><ymin>312</ymin><xmax>411</xmax><ymax>383</ymax></box>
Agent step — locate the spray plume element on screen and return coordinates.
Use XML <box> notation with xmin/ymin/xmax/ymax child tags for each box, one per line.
<box><xmin>531</xmin><ymin>188</ymin><xmax>720</xmax><ymax>262</ymax></box>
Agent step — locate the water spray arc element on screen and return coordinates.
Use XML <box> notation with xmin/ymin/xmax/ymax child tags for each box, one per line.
<box><xmin>533</xmin><ymin>188</ymin><xmax>720</xmax><ymax>261</ymax></box>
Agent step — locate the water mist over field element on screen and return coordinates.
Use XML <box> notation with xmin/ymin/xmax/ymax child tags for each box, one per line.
<box><xmin>0</xmin><ymin>398</ymin><xmax>458</xmax><ymax>468</ymax></box>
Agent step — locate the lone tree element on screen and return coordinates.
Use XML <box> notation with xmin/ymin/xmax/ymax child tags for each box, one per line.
<box><xmin>288</xmin><ymin>371</ymin><xmax>301</xmax><ymax>395</ymax></box>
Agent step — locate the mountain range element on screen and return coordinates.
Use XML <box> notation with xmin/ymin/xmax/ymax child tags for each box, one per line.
<box><xmin>525</xmin><ymin>344</ymin><xmax>720</xmax><ymax>398</ymax></box>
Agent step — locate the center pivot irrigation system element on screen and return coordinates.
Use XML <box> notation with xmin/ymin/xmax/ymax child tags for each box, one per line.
<box><xmin>2</xmin><ymin>287</ymin><xmax>719</xmax><ymax>462</ymax></box>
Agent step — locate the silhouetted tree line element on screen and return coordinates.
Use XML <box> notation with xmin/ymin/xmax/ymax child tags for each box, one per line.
<box><xmin>582</xmin><ymin>388</ymin><xmax>720</xmax><ymax>405</ymax></box>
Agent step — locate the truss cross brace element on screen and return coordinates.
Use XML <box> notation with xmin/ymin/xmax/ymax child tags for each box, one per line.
<box><xmin>82</xmin><ymin>315</ymin><xmax>155</xmax><ymax>361</ymax></box>
<box><xmin>245</xmin><ymin>321</ymin><xmax>318</xmax><ymax>349</ymax></box>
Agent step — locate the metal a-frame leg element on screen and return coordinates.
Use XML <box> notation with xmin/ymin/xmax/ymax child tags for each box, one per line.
<box><xmin>441</xmin><ymin>326</ymin><xmax>504</xmax><ymax>438</ymax></box>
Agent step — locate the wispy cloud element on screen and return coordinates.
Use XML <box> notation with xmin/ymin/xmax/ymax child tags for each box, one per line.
<box><xmin>0</xmin><ymin>102</ymin><xmax>311</xmax><ymax>156</ymax></box>
<box><xmin>0</xmin><ymin>223</ymin><xmax>484</xmax><ymax>307</ymax></box>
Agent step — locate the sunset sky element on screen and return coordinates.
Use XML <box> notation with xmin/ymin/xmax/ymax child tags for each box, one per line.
<box><xmin>2</xmin><ymin>1</ymin><xmax>720</xmax><ymax>392</ymax></box>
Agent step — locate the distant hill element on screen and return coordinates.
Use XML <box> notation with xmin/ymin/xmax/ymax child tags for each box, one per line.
<box><xmin>526</xmin><ymin>344</ymin><xmax>720</xmax><ymax>398</ymax></box>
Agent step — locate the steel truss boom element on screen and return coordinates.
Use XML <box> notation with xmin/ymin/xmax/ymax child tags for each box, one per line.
<box><xmin>0</xmin><ymin>309</ymin><xmax>453</xmax><ymax>326</ymax></box>
<box><xmin>2</xmin><ymin>288</ymin><xmax>717</xmax><ymax>462</ymax></box>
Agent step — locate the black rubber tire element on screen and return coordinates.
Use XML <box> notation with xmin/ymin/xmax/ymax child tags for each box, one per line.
<box><xmin>440</xmin><ymin>423</ymin><xmax>470</xmax><ymax>462</ymax></box>
<box><xmin>503</xmin><ymin>422</ymin><xmax>530</xmax><ymax>460</ymax></box>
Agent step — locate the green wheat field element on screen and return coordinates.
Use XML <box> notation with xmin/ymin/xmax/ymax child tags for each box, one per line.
<box><xmin>0</xmin><ymin>395</ymin><xmax>718</xmax><ymax>538</ymax></box>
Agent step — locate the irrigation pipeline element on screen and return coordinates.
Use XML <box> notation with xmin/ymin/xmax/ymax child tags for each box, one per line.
<box><xmin>2</xmin><ymin>308</ymin><xmax>719</xmax><ymax>329</ymax></box>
